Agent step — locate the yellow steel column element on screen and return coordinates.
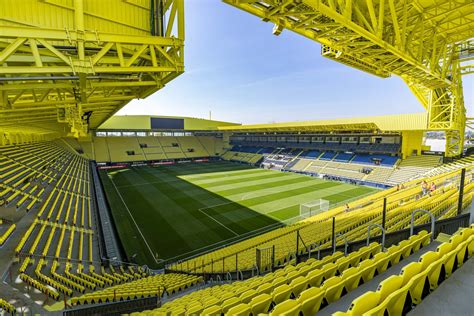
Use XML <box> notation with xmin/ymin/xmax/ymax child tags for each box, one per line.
<box><xmin>74</xmin><ymin>0</ymin><xmax>85</xmax><ymax>62</ymax></box>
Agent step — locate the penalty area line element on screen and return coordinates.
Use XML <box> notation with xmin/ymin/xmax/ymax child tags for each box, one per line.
<box><xmin>196</xmin><ymin>207</ymin><xmax>239</xmax><ymax>237</ymax></box>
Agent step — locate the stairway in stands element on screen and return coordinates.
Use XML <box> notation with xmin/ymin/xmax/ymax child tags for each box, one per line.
<box><xmin>387</xmin><ymin>155</ymin><xmax>442</xmax><ymax>185</ymax></box>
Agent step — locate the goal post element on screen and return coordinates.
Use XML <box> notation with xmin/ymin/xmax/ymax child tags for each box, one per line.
<box><xmin>300</xmin><ymin>199</ymin><xmax>330</xmax><ymax>219</ymax></box>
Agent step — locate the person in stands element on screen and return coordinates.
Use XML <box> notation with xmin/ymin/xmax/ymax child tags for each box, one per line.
<box><xmin>421</xmin><ymin>181</ymin><xmax>428</xmax><ymax>196</ymax></box>
<box><xmin>430</xmin><ymin>182</ymin><xmax>436</xmax><ymax>194</ymax></box>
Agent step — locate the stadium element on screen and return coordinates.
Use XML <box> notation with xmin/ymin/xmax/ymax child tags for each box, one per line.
<box><xmin>0</xmin><ymin>1</ymin><xmax>473</xmax><ymax>315</ymax></box>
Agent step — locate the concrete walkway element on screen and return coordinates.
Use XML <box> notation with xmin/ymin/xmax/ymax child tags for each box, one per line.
<box><xmin>0</xmin><ymin>203</ymin><xmax>48</xmax><ymax>314</ymax></box>
<box><xmin>409</xmin><ymin>258</ymin><xmax>474</xmax><ymax>316</ymax></box>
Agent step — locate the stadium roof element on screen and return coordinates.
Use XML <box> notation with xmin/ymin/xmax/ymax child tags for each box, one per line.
<box><xmin>217</xmin><ymin>113</ymin><xmax>429</xmax><ymax>133</ymax></box>
<box><xmin>98</xmin><ymin>115</ymin><xmax>239</xmax><ymax>131</ymax></box>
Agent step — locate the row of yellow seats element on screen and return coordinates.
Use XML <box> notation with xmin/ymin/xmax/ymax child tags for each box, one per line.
<box><xmin>158</xmin><ymin>243</ymin><xmax>380</xmax><ymax>315</ymax></box>
<box><xmin>0</xmin><ymin>298</ymin><xmax>16</xmax><ymax>315</ymax></box>
<box><xmin>0</xmin><ymin>224</ymin><xmax>15</xmax><ymax>245</ymax></box>
<box><xmin>257</xmin><ymin>231</ymin><xmax>432</xmax><ymax>316</ymax></box>
<box><xmin>334</xmin><ymin>225</ymin><xmax>474</xmax><ymax>315</ymax></box>
<box><xmin>35</xmin><ymin>259</ymin><xmax>73</xmax><ymax>297</ymax></box>
<box><xmin>278</xmin><ymin>181</ymin><xmax>463</xmax><ymax>264</ymax></box>
<box><xmin>249</xmin><ymin>232</ymin><xmax>430</xmax><ymax>316</ymax></box>
<box><xmin>70</xmin><ymin>274</ymin><xmax>203</xmax><ymax>305</ymax></box>
<box><xmin>19</xmin><ymin>273</ymin><xmax>60</xmax><ymax>300</ymax></box>
<box><xmin>147</xmin><ymin>232</ymin><xmax>429</xmax><ymax>316</ymax></box>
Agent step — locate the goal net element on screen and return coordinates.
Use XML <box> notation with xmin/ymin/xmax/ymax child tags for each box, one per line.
<box><xmin>300</xmin><ymin>199</ymin><xmax>330</xmax><ymax>219</ymax></box>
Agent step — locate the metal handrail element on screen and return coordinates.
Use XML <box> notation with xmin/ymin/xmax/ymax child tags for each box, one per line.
<box><xmin>410</xmin><ymin>209</ymin><xmax>435</xmax><ymax>242</ymax></box>
<box><xmin>367</xmin><ymin>224</ymin><xmax>386</xmax><ymax>251</ymax></box>
<box><xmin>308</xmin><ymin>243</ymin><xmax>320</xmax><ymax>260</ymax></box>
<box><xmin>252</xmin><ymin>264</ymin><xmax>259</xmax><ymax>277</ymax></box>
<box><xmin>335</xmin><ymin>233</ymin><xmax>349</xmax><ymax>255</ymax></box>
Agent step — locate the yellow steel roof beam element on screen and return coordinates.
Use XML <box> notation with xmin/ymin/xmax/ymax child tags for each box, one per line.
<box><xmin>0</xmin><ymin>0</ymin><xmax>185</xmax><ymax>139</ymax></box>
<box><xmin>223</xmin><ymin>0</ymin><xmax>471</xmax><ymax>157</ymax></box>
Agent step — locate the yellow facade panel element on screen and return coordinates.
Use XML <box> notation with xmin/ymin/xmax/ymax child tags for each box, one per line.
<box><xmin>0</xmin><ymin>0</ymin><xmax>150</xmax><ymax>36</ymax></box>
<box><xmin>99</xmin><ymin>115</ymin><xmax>151</xmax><ymax>130</ymax></box>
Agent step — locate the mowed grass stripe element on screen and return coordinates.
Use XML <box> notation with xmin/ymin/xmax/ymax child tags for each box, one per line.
<box><xmin>181</xmin><ymin>167</ymin><xmax>267</xmax><ymax>181</ymax></box>
<box><xmin>236</xmin><ymin>181</ymin><xmax>342</xmax><ymax>208</ymax></box>
<box><xmin>205</xmin><ymin>172</ymin><xmax>305</xmax><ymax>193</ymax></box>
<box><xmin>197</xmin><ymin>172</ymin><xmax>289</xmax><ymax>188</ymax></box>
<box><xmin>204</xmin><ymin>206</ymin><xmax>281</xmax><ymax>235</ymax></box>
<box><xmin>198</xmin><ymin>183</ymin><xmax>347</xmax><ymax>233</ymax></box>
<box><xmin>137</xmin><ymin>167</ymin><xmax>279</xmax><ymax>237</ymax></box>
<box><xmin>116</xmin><ymin>169</ymin><xmax>249</xmax><ymax>255</ymax></box>
<box><xmin>251</xmin><ymin>185</ymin><xmax>375</xmax><ymax>215</ymax></box>
<box><xmin>102</xmin><ymin>162</ymin><xmax>379</xmax><ymax>267</ymax></box>
<box><xmin>187</xmin><ymin>169</ymin><xmax>279</xmax><ymax>186</ymax></box>
<box><xmin>146</xmin><ymin>162</ymin><xmax>254</xmax><ymax>178</ymax></box>
<box><xmin>214</xmin><ymin>175</ymin><xmax>315</xmax><ymax>197</ymax></box>
<box><xmin>225</xmin><ymin>178</ymin><xmax>331</xmax><ymax>202</ymax></box>
<box><xmin>266</xmin><ymin>186</ymin><xmax>376</xmax><ymax>220</ymax></box>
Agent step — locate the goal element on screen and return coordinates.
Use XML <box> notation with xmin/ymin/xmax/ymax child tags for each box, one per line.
<box><xmin>300</xmin><ymin>199</ymin><xmax>330</xmax><ymax>219</ymax></box>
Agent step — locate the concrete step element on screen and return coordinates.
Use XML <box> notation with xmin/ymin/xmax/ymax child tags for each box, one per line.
<box><xmin>318</xmin><ymin>241</ymin><xmax>441</xmax><ymax>316</ymax></box>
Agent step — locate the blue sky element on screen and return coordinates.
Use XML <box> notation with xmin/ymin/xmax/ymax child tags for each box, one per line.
<box><xmin>117</xmin><ymin>0</ymin><xmax>473</xmax><ymax>125</ymax></box>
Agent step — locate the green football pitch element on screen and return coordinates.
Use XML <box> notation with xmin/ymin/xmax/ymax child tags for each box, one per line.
<box><xmin>99</xmin><ymin>161</ymin><xmax>378</xmax><ymax>268</ymax></box>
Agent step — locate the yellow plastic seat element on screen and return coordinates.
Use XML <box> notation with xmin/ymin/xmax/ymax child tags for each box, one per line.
<box><xmin>257</xmin><ymin>282</ymin><xmax>274</xmax><ymax>295</ymax></box>
<box><xmin>358</xmin><ymin>259</ymin><xmax>377</xmax><ymax>283</ymax></box>
<box><xmin>438</xmin><ymin>244</ymin><xmax>458</xmax><ymax>277</ymax></box>
<box><xmin>342</xmin><ymin>267</ymin><xmax>363</xmax><ymax>292</ymax></box>
<box><xmin>239</xmin><ymin>289</ymin><xmax>258</xmax><ymax>304</ymax></box>
<box><xmin>376</xmin><ymin>275</ymin><xmax>403</xmax><ymax>301</ymax></box>
<box><xmin>406</xmin><ymin>268</ymin><xmax>429</xmax><ymax>305</ymax></box>
<box><xmin>297</xmin><ymin>287</ymin><xmax>324</xmax><ymax>316</ymax></box>
<box><xmin>249</xmin><ymin>293</ymin><xmax>273</xmax><ymax>315</ymax></box>
<box><xmin>202</xmin><ymin>297</ymin><xmax>220</xmax><ymax>308</ymax></box>
<box><xmin>270</xmin><ymin>299</ymin><xmax>300</xmax><ymax>316</ymax></box>
<box><xmin>219</xmin><ymin>291</ymin><xmax>236</xmax><ymax>302</ymax></box>
<box><xmin>201</xmin><ymin>305</ymin><xmax>222</xmax><ymax>316</ymax></box>
<box><xmin>306</xmin><ymin>269</ymin><xmax>324</xmax><ymax>288</ymax></box>
<box><xmin>289</xmin><ymin>276</ymin><xmax>307</xmax><ymax>297</ymax></box>
<box><xmin>345</xmin><ymin>291</ymin><xmax>380</xmax><ymax>315</ymax></box>
<box><xmin>398</xmin><ymin>240</ymin><xmax>413</xmax><ymax>258</ymax></box>
<box><xmin>272</xmin><ymin>276</ymin><xmax>287</xmax><ymax>289</ymax></box>
<box><xmin>221</xmin><ymin>297</ymin><xmax>241</xmax><ymax>314</ymax></box>
<box><xmin>227</xmin><ymin>303</ymin><xmax>252</xmax><ymax>316</ymax></box>
<box><xmin>234</xmin><ymin>286</ymin><xmax>250</xmax><ymax>297</ymax></box>
<box><xmin>322</xmin><ymin>276</ymin><xmax>346</xmax><ymax>304</ymax></box>
<box><xmin>408</xmin><ymin>234</ymin><xmax>423</xmax><ymax>252</ymax></box>
<box><xmin>386</xmin><ymin>245</ymin><xmax>402</xmax><ymax>265</ymax></box>
<box><xmin>185</xmin><ymin>304</ymin><xmax>204</xmax><ymax>315</ymax></box>
<box><xmin>372</xmin><ymin>252</ymin><xmax>390</xmax><ymax>274</ymax></box>
<box><xmin>399</xmin><ymin>262</ymin><xmax>422</xmax><ymax>284</ymax></box>
<box><xmin>151</xmin><ymin>310</ymin><xmax>168</xmax><ymax>316</ymax></box>
<box><xmin>449</xmin><ymin>234</ymin><xmax>463</xmax><ymax>248</ymax></box>
<box><xmin>380</xmin><ymin>284</ymin><xmax>411</xmax><ymax>316</ymax></box>
<box><xmin>285</xmin><ymin>270</ymin><xmax>299</xmax><ymax>283</ymax></box>
<box><xmin>468</xmin><ymin>235</ymin><xmax>474</xmax><ymax>257</ymax></box>
<box><xmin>272</xmin><ymin>284</ymin><xmax>293</xmax><ymax>305</ymax></box>
<box><xmin>297</xmin><ymin>265</ymin><xmax>312</xmax><ymax>277</ymax></box>
<box><xmin>168</xmin><ymin>307</ymin><xmax>186</xmax><ymax>316</ymax></box>
<box><xmin>322</xmin><ymin>262</ymin><xmax>338</xmax><ymax>279</ymax></box>
<box><xmin>436</xmin><ymin>243</ymin><xmax>452</xmax><ymax>256</ymax></box>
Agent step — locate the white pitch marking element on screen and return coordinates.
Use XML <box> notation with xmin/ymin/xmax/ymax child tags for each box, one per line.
<box><xmin>109</xmin><ymin>176</ymin><xmax>159</xmax><ymax>264</ymax></box>
<box><xmin>197</xmin><ymin>206</ymin><xmax>239</xmax><ymax>237</ymax></box>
